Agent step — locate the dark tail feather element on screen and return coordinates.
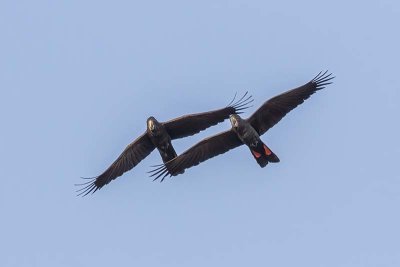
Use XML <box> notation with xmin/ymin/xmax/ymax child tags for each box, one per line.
<box><xmin>159</xmin><ymin>143</ymin><xmax>184</xmax><ymax>175</ymax></box>
<box><xmin>251</xmin><ymin>149</ymin><xmax>269</xmax><ymax>167</ymax></box>
<box><xmin>263</xmin><ymin>144</ymin><xmax>280</xmax><ymax>163</ymax></box>
<box><xmin>249</xmin><ymin>142</ymin><xmax>279</xmax><ymax>168</ymax></box>
<box><xmin>159</xmin><ymin>144</ymin><xmax>177</xmax><ymax>163</ymax></box>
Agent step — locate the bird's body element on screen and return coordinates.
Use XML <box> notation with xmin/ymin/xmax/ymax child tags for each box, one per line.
<box><xmin>146</xmin><ymin>116</ymin><xmax>184</xmax><ymax>174</ymax></box>
<box><xmin>230</xmin><ymin>114</ymin><xmax>260</xmax><ymax>147</ymax></box>
<box><xmin>150</xmin><ymin>71</ymin><xmax>334</xmax><ymax>180</ymax></box>
<box><xmin>146</xmin><ymin>117</ymin><xmax>178</xmax><ymax>163</ymax></box>
<box><xmin>230</xmin><ymin>114</ymin><xmax>280</xmax><ymax>167</ymax></box>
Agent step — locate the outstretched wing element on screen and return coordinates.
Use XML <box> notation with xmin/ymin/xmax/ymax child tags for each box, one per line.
<box><xmin>149</xmin><ymin>130</ymin><xmax>243</xmax><ymax>181</ymax></box>
<box><xmin>164</xmin><ymin>92</ymin><xmax>253</xmax><ymax>139</ymax></box>
<box><xmin>247</xmin><ymin>71</ymin><xmax>334</xmax><ymax>135</ymax></box>
<box><xmin>76</xmin><ymin>133</ymin><xmax>155</xmax><ymax>196</ymax></box>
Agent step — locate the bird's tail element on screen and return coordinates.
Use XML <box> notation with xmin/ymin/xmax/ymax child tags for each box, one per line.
<box><xmin>159</xmin><ymin>143</ymin><xmax>184</xmax><ymax>175</ymax></box>
<box><xmin>249</xmin><ymin>141</ymin><xmax>280</xmax><ymax>168</ymax></box>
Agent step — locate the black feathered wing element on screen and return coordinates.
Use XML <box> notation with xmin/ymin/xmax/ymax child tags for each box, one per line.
<box><xmin>150</xmin><ymin>130</ymin><xmax>243</xmax><ymax>181</ymax></box>
<box><xmin>247</xmin><ymin>71</ymin><xmax>334</xmax><ymax>135</ymax></box>
<box><xmin>77</xmin><ymin>133</ymin><xmax>155</xmax><ymax>196</ymax></box>
<box><xmin>164</xmin><ymin>92</ymin><xmax>253</xmax><ymax>139</ymax></box>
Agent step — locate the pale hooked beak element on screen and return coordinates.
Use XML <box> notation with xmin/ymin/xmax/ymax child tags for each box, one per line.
<box><xmin>148</xmin><ymin>120</ymin><xmax>155</xmax><ymax>131</ymax></box>
<box><xmin>229</xmin><ymin>115</ymin><xmax>239</xmax><ymax>128</ymax></box>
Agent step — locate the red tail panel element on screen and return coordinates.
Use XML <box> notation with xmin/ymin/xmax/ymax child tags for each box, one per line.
<box><xmin>263</xmin><ymin>145</ymin><xmax>272</xmax><ymax>156</ymax></box>
<box><xmin>251</xmin><ymin>150</ymin><xmax>262</xmax><ymax>158</ymax></box>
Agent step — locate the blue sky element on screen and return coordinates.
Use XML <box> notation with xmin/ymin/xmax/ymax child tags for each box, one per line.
<box><xmin>1</xmin><ymin>0</ymin><xmax>399</xmax><ymax>266</ymax></box>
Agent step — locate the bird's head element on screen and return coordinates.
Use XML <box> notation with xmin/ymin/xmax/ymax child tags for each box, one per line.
<box><xmin>229</xmin><ymin>114</ymin><xmax>242</xmax><ymax>131</ymax></box>
<box><xmin>147</xmin><ymin>116</ymin><xmax>160</xmax><ymax>134</ymax></box>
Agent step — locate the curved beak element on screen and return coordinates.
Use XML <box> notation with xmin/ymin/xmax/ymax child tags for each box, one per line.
<box><xmin>229</xmin><ymin>115</ymin><xmax>239</xmax><ymax>128</ymax></box>
<box><xmin>148</xmin><ymin>120</ymin><xmax>155</xmax><ymax>131</ymax></box>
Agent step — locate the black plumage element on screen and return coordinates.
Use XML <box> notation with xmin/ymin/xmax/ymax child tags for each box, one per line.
<box><xmin>150</xmin><ymin>71</ymin><xmax>334</xmax><ymax>181</ymax></box>
<box><xmin>76</xmin><ymin>93</ymin><xmax>253</xmax><ymax>196</ymax></box>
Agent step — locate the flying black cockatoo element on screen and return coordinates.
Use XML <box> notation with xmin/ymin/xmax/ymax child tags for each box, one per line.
<box><xmin>76</xmin><ymin>93</ymin><xmax>253</xmax><ymax>196</ymax></box>
<box><xmin>150</xmin><ymin>71</ymin><xmax>334</xmax><ymax>181</ymax></box>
